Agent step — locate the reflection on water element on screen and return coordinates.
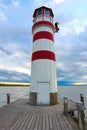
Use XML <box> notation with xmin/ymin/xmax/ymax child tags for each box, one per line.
<box><xmin>0</xmin><ymin>85</ymin><xmax>87</xmax><ymax>108</ymax></box>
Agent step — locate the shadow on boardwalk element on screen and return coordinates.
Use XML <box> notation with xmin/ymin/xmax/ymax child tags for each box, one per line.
<box><xmin>0</xmin><ymin>99</ymin><xmax>79</xmax><ymax>130</ymax></box>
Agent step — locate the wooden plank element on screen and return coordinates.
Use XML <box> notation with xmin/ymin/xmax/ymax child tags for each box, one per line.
<box><xmin>8</xmin><ymin>113</ymin><xmax>22</xmax><ymax>130</ymax></box>
<box><xmin>21</xmin><ymin>113</ymin><xmax>29</xmax><ymax>129</ymax></box>
<box><xmin>54</xmin><ymin>114</ymin><xmax>61</xmax><ymax>130</ymax></box>
<box><xmin>1</xmin><ymin>112</ymin><xmax>20</xmax><ymax>129</ymax></box>
<box><xmin>48</xmin><ymin>115</ymin><xmax>53</xmax><ymax>129</ymax></box>
<box><xmin>45</xmin><ymin>114</ymin><xmax>49</xmax><ymax>130</ymax></box>
<box><xmin>18</xmin><ymin>112</ymin><xmax>28</xmax><ymax>129</ymax></box>
<box><xmin>56</xmin><ymin>113</ymin><xmax>65</xmax><ymax>130</ymax></box>
<box><xmin>51</xmin><ymin>114</ymin><xmax>57</xmax><ymax>128</ymax></box>
<box><xmin>27</xmin><ymin>114</ymin><xmax>34</xmax><ymax>128</ymax></box>
<box><xmin>10</xmin><ymin>112</ymin><xmax>25</xmax><ymax>130</ymax></box>
<box><xmin>42</xmin><ymin>114</ymin><xmax>45</xmax><ymax>129</ymax></box>
<box><xmin>30</xmin><ymin>115</ymin><xmax>37</xmax><ymax>129</ymax></box>
<box><xmin>60</xmin><ymin>114</ymin><xmax>70</xmax><ymax>130</ymax></box>
<box><xmin>0</xmin><ymin>99</ymin><xmax>79</xmax><ymax>130</ymax></box>
<box><xmin>15</xmin><ymin>112</ymin><xmax>27</xmax><ymax>130</ymax></box>
<box><xmin>20</xmin><ymin>113</ymin><xmax>31</xmax><ymax>129</ymax></box>
<box><xmin>53</xmin><ymin>127</ymin><xmax>58</xmax><ymax>130</ymax></box>
<box><xmin>34</xmin><ymin>115</ymin><xmax>40</xmax><ymax>129</ymax></box>
<box><xmin>22</xmin><ymin>113</ymin><xmax>32</xmax><ymax>129</ymax></box>
<box><xmin>38</xmin><ymin>116</ymin><xmax>42</xmax><ymax>129</ymax></box>
<box><xmin>62</xmin><ymin>115</ymin><xmax>72</xmax><ymax>130</ymax></box>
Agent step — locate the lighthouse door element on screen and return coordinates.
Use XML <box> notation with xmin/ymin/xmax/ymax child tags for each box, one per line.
<box><xmin>37</xmin><ymin>82</ymin><xmax>50</xmax><ymax>105</ymax></box>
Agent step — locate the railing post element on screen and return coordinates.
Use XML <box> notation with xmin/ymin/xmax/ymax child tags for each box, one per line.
<box><xmin>80</xmin><ymin>94</ymin><xmax>85</xmax><ymax>130</ymax></box>
<box><xmin>80</xmin><ymin>94</ymin><xmax>84</xmax><ymax>107</ymax></box>
<box><xmin>76</xmin><ymin>102</ymin><xmax>84</xmax><ymax>130</ymax></box>
<box><xmin>7</xmin><ymin>93</ymin><xmax>10</xmax><ymax>104</ymax></box>
<box><xmin>64</xmin><ymin>97</ymin><xmax>68</xmax><ymax>115</ymax></box>
<box><xmin>84</xmin><ymin>118</ymin><xmax>87</xmax><ymax>130</ymax></box>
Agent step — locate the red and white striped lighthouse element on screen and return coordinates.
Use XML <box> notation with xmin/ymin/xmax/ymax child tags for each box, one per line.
<box><xmin>30</xmin><ymin>6</ymin><xmax>59</xmax><ymax>105</ymax></box>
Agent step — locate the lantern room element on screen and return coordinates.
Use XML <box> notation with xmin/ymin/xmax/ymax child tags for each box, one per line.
<box><xmin>33</xmin><ymin>6</ymin><xmax>54</xmax><ymax>23</ymax></box>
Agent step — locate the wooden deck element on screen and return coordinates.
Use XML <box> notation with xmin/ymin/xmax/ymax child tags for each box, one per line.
<box><xmin>0</xmin><ymin>99</ymin><xmax>79</xmax><ymax>130</ymax></box>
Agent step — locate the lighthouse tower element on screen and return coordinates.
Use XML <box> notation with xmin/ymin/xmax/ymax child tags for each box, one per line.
<box><xmin>30</xmin><ymin>6</ymin><xmax>59</xmax><ymax>105</ymax></box>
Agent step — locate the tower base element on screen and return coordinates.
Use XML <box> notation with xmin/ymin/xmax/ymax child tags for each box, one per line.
<box><xmin>30</xmin><ymin>92</ymin><xmax>58</xmax><ymax>105</ymax></box>
<box><xmin>30</xmin><ymin>92</ymin><xmax>37</xmax><ymax>105</ymax></box>
<box><xmin>50</xmin><ymin>92</ymin><xmax>58</xmax><ymax>105</ymax></box>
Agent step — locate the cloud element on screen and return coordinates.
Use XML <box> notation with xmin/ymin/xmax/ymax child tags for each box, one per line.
<box><xmin>56</xmin><ymin>45</ymin><xmax>87</xmax><ymax>82</ymax></box>
<box><xmin>33</xmin><ymin>0</ymin><xmax>65</xmax><ymax>9</ymax></box>
<box><xmin>54</xmin><ymin>0</ymin><xmax>64</xmax><ymax>4</ymax></box>
<box><xmin>45</xmin><ymin>0</ymin><xmax>64</xmax><ymax>7</ymax></box>
<box><xmin>59</xmin><ymin>18</ymin><xmax>87</xmax><ymax>37</ymax></box>
<box><xmin>0</xmin><ymin>11</ymin><xmax>8</xmax><ymax>21</ymax></box>
<box><xmin>55</xmin><ymin>22</ymin><xmax>87</xmax><ymax>84</ymax></box>
<box><xmin>0</xmin><ymin>2</ymin><xmax>8</xmax><ymax>9</ymax></box>
<box><xmin>74</xmin><ymin>82</ymin><xmax>87</xmax><ymax>86</ymax></box>
<box><xmin>0</xmin><ymin>46</ymin><xmax>12</xmax><ymax>56</ymax></box>
<box><xmin>0</xmin><ymin>63</ymin><xmax>31</xmax><ymax>75</ymax></box>
<box><xmin>0</xmin><ymin>0</ymin><xmax>32</xmax><ymax>80</ymax></box>
<box><xmin>12</xmin><ymin>0</ymin><xmax>19</xmax><ymax>7</ymax></box>
<box><xmin>0</xmin><ymin>0</ymin><xmax>19</xmax><ymax>7</ymax></box>
<box><xmin>0</xmin><ymin>40</ymin><xmax>31</xmax><ymax>78</ymax></box>
<box><xmin>0</xmin><ymin>69</ymin><xmax>30</xmax><ymax>82</ymax></box>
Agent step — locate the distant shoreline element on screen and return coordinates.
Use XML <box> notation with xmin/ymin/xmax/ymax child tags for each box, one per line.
<box><xmin>0</xmin><ymin>82</ymin><xmax>30</xmax><ymax>87</ymax></box>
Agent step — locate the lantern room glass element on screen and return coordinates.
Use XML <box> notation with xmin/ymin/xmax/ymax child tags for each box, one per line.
<box><xmin>37</xmin><ymin>8</ymin><xmax>42</xmax><ymax>16</ymax></box>
<box><xmin>44</xmin><ymin>8</ymin><xmax>50</xmax><ymax>16</ymax></box>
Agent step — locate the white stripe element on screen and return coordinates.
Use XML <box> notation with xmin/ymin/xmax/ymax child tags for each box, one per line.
<box><xmin>35</xmin><ymin>16</ymin><xmax>53</xmax><ymax>23</ymax></box>
<box><xmin>33</xmin><ymin>39</ymin><xmax>55</xmax><ymax>53</ymax></box>
<box><xmin>33</xmin><ymin>26</ymin><xmax>54</xmax><ymax>35</ymax></box>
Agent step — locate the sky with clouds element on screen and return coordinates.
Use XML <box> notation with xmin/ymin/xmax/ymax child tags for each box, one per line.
<box><xmin>0</xmin><ymin>0</ymin><xmax>87</xmax><ymax>85</ymax></box>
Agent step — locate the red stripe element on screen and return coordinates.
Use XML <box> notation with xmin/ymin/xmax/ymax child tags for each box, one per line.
<box><xmin>32</xmin><ymin>21</ymin><xmax>55</xmax><ymax>30</ymax></box>
<box><xmin>33</xmin><ymin>31</ymin><xmax>54</xmax><ymax>42</ymax></box>
<box><xmin>32</xmin><ymin>50</ymin><xmax>55</xmax><ymax>61</ymax></box>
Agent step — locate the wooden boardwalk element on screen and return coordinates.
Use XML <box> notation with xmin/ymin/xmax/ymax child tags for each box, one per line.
<box><xmin>0</xmin><ymin>99</ymin><xmax>79</xmax><ymax>130</ymax></box>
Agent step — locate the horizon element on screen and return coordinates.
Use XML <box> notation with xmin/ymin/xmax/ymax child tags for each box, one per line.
<box><xmin>0</xmin><ymin>81</ymin><xmax>87</xmax><ymax>86</ymax></box>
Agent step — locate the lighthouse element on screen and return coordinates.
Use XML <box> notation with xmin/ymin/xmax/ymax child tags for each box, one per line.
<box><xmin>30</xmin><ymin>6</ymin><xmax>59</xmax><ymax>105</ymax></box>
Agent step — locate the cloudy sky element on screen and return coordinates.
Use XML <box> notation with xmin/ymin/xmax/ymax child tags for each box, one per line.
<box><xmin>0</xmin><ymin>0</ymin><xmax>87</xmax><ymax>85</ymax></box>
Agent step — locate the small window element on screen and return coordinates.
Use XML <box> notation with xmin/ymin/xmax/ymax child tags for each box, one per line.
<box><xmin>44</xmin><ymin>9</ymin><xmax>50</xmax><ymax>16</ymax></box>
<box><xmin>38</xmin><ymin>8</ymin><xmax>42</xmax><ymax>16</ymax></box>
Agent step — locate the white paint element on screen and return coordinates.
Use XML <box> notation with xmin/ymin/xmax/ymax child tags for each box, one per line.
<box><xmin>31</xmin><ymin>60</ymin><xmax>57</xmax><ymax>92</ymax></box>
<box><xmin>33</xmin><ymin>26</ymin><xmax>54</xmax><ymax>35</ymax></box>
<box><xmin>37</xmin><ymin>82</ymin><xmax>50</xmax><ymax>104</ymax></box>
<box><xmin>33</xmin><ymin>39</ymin><xmax>55</xmax><ymax>53</ymax></box>
<box><xmin>44</xmin><ymin>16</ymin><xmax>53</xmax><ymax>23</ymax></box>
<box><xmin>35</xmin><ymin>16</ymin><xmax>53</xmax><ymax>23</ymax></box>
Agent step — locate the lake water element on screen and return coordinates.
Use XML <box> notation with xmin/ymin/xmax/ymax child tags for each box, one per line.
<box><xmin>0</xmin><ymin>86</ymin><xmax>87</xmax><ymax>108</ymax></box>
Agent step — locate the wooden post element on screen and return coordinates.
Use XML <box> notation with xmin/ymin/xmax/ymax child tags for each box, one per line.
<box><xmin>81</xmin><ymin>110</ymin><xmax>85</xmax><ymax>130</ymax></box>
<box><xmin>80</xmin><ymin>94</ymin><xmax>84</xmax><ymax>106</ymax></box>
<box><xmin>64</xmin><ymin>97</ymin><xmax>68</xmax><ymax>115</ymax></box>
<box><xmin>7</xmin><ymin>93</ymin><xmax>10</xmax><ymax>104</ymax></box>
<box><xmin>80</xmin><ymin>94</ymin><xmax>85</xmax><ymax>130</ymax></box>
<box><xmin>77</xmin><ymin>102</ymin><xmax>84</xmax><ymax>130</ymax></box>
<box><xmin>84</xmin><ymin>119</ymin><xmax>87</xmax><ymax>130</ymax></box>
